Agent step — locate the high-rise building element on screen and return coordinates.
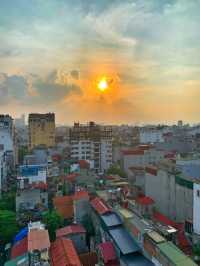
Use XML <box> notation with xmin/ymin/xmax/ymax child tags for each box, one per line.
<box><xmin>70</xmin><ymin>121</ymin><xmax>112</xmax><ymax>173</ymax></box>
<box><xmin>28</xmin><ymin>113</ymin><xmax>55</xmax><ymax>150</ymax></box>
<box><xmin>0</xmin><ymin>114</ymin><xmax>17</xmax><ymax>195</ymax></box>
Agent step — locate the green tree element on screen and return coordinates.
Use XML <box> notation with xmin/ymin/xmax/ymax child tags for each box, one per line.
<box><xmin>18</xmin><ymin>145</ymin><xmax>29</xmax><ymax>164</ymax></box>
<box><xmin>193</xmin><ymin>242</ymin><xmax>200</xmax><ymax>257</ymax></box>
<box><xmin>81</xmin><ymin>214</ymin><xmax>95</xmax><ymax>249</ymax></box>
<box><xmin>0</xmin><ymin>192</ymin><xmax>16</xmax><ymax>211</ymax></box>
<box><xmin>107</xmin><ymin>164</ymin><xmax>127</xmax><ymax>178</ymax></box>
<box><xmin>0</xmin><ymin>210</ymin><xmax>19</xmax><ymax>244</ymax></box>
<box><xmin>42</xmin><ymin>210</ymin><xmax>64</xmax><ymax>241</ymax></box>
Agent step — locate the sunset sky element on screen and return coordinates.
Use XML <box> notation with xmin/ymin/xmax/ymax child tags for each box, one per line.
<box><xmin>0</xmin><ymin>0</ymin><xmax>200</xmax><ymax>124</ymax></box>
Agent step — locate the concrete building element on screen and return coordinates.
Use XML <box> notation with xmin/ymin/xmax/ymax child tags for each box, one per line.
<box><xmin>0</xmin><ymin>115</ymin><xmax>17</xmax><ymax>193</ymax></box>
<box><xmin>139</xmin><ymin>128</ymin><xmax>164</xmax><ymax>144</ymax></box>
<box><xmin>193</xmin><ymin>181</ymin><xmax>200</xmax><ymax>236</ymax></box>
<box><xmin>70</xmin><ymin>122</ymin><xmax>112</xmax><ymax>173</ymax></box>
<box><xmin>28</xmin><ymin>113</ymin><xmax>55</xmax><ymax>150</ymax></box>
<box><xmin>145</xmin><ymin>162</ymin><xmax>193</xmax><ymax>222</ymax></box>
<box><xmin>121</xmin><ymin>145</ymin><xmax>164</xmax><ymax>175</ymax></box>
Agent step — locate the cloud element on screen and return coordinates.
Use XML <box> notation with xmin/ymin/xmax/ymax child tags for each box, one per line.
<box><xmin>0</xmin><ymin>70</ymin><xmax>82</xmax><ymax>106</ymax></box>
<box><xmin>70</xmin><ymin>70</ymin><xmax>79</xmax><ymax>80</ymax></box>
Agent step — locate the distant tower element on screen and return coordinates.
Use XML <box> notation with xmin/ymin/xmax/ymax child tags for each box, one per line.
<box><xmin>28</xmin><ymin>113</ymin><xmax>55</xmax><ymax>150</ymax></box>
<box><xmin>177</xmin><ymin>120</ymin><xmax>183</xmax><ymax>127</ymax></box>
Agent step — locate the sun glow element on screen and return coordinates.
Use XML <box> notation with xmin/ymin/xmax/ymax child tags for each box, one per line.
<box><xmin>97</xmin><ymin>77</ymin><xmax>108</xmax><ymax>92</ymax></box>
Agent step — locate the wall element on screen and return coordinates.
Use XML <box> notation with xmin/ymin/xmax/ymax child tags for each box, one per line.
<box><xmin>193</xmin><ymin>183</ymin><xmax>200</xmax><ymax>235</ymax></box>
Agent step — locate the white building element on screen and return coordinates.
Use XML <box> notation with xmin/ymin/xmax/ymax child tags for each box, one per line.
<box><xmin>139</xmin><ymin>128</ymin><xmax>164</xmax><ymax>144</ymax></box>
<box><xmin>193</xmin><ymin>182</ymin><xmax>200</xmax><ymax>235</ymax></box>
<box><xmin>70</xmin><ymin>122</ymin><xmax>112</xmax><ymax>172</ymax></box>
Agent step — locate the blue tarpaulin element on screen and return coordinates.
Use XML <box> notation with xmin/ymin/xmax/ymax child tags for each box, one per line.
<box><xmin>13</xmin><ymin>227</ymin><xmax>28</xmax><ymax>244</ymax></box>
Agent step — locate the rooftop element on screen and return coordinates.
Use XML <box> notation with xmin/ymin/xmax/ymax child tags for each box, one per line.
<box><xmin>120</xmin><ymin>253</ymin><xmax>154</xmax><ymax>266</ymax></box>
<box><xmin>56</xmin><ymin>224</ymin><xmax>86</xmax><ymax>238</ymax></box>
<box><xmin>90</xmin><ymin>197</ymin><xmax>111</xmax><ymax>215</ymax></box>
<box><xmin>50</xmin><ymin>238</ymin><xmax>81</xmax><ymax>266</ymax></box>
<box><xmin>158</xmin><ymin>242</ymin><xmax>197</xmax><ymax>266</ymax></box>
<box><xmin>53</xmin><ymin>195</ymin><xmax>74</xmax><ymax>219</ymax></box>
<box><xmin>101</xmin><ymin>212</ymin><xmax>123</xmax><ymax>227</ymax></box>
<box><xmin>136</xmin><ymin>196</ymin><xmax>155</xmax><ymax>206</ymax></box>
<box><xmin>4</xmin><ymin>253</ymin><xmax>29</xmax><ymax>266</ymax></box>
<box><xmin>11</xmin><ymin>237</ymin><xmax>28</xmax><ymax>259</ymax></box>
<box><xmin>28</xmin><ymin>229</ymin><xmax>50</xmax><ymax>252</ymax></box>
<box><xmin>109</xmin><ymin>227</ymin><xmax>139</xmax><ymax>255</ymax></box>
<box><xmin>74</xmin><ymin>190</ymin><xmax>89</xmax><ymax>201</ymax></box>
<box><xmin>98</xmin><ymin>242</ymin><xmax>117</xmax><ymax>263</ymax></box>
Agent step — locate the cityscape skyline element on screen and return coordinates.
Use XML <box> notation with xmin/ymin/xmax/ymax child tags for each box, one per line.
<box><xmin>0</xmin><ymin>0</ymin><xmax>200</xmax><ymax>124</ymax></box>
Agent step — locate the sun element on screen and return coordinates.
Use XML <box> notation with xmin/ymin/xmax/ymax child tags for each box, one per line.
<box><xmin>97</xmin><ymin>77</ymin><xmax>108</xmax><ymax>92</ymax></box>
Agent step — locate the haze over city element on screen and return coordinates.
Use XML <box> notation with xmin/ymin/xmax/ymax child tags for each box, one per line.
<box><xmin>1</xmin><ymin>0</ymin><xmax>200</xmax><ymax>124</ymax></box>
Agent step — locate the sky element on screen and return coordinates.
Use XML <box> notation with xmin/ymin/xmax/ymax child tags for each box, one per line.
<box><xmin>0</xmin><ymin>0</ymin><xmax>200</xmax><ymax>125</ymax></box>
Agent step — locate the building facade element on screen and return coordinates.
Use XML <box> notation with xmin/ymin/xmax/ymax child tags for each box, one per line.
<box><xmin>70</xmin><ymin>122</ymin><xmax>112</xmax><ymax>172</ymax></box>
<box><xmin>28</xmin><ymin>113</ymin><xmax>55</xmax><ymax>150</ymax></box>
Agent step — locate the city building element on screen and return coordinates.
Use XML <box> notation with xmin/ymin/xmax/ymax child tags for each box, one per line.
<box><xmin>28</xmin><ymin>113</ymin><xmax>55</xmax><ymax>150</ymax></box>
<box><xmin>0</xmin><ymin>114</ymin><xmax>17</xmax><ymax>194</ymax></box>
<box><xmin>121</xmin><ymin>145</ymin><xmax>164</xmax><ymax>175</ymax></box>
<box><xmin>70</xmin><ymin>121</ymin><xmax>112</xmax><ymax>173</ymax></box>
<box><xmin>56</xmin><ymin>224</ymin><xmax>88</xmax><ymax>254</ymax></box>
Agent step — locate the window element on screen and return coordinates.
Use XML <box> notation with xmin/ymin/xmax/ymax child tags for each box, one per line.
<box><xmin>197</xmin><ymin>190</ymin><xmax>200</xmax><ymax>197</ymax></box>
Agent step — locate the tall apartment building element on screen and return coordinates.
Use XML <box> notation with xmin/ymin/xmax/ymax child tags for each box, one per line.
<box><xmin>70</xmin><ymin>122</ymin><xmax>112</xmax><ymax>173</ymax></box>
<box><xmin>0</xmin><ymin>114</ymin><xmax>17</xmax><ymax>195</ymax></box>
<box><xmin>28</xmin><ymin>113</ymin><xmax>55</xmax><ymax>150</ymax></box>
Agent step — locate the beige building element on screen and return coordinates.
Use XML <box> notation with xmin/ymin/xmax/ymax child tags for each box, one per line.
<box><xmin>28</xmin><ymin>113</ymin><xmax>55</xmax><ymax>150</ymax></box>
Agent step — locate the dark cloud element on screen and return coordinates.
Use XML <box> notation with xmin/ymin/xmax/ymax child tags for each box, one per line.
<box><xmin>0</xmin><ymin>70</ymin><xmax>82</xmax><ymax>106</ymax></box>
<box><xmin>70</xmin><ymin>70</ymin><xmax>79</xmax><ymax>80</ymax></box>
<box><xmin>0</xmin><ymin>73</ymin><xmax>29</xmax><ymax>104</ymax></box>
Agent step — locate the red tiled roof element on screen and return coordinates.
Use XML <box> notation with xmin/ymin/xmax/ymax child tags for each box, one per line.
<box><xmin>11</xmin><ymin>237</ymin><xmax>28</xmax><ymax>259</ymax></box>
<box><xmin>136</xmin><ymin>196</ymin><xmax>155</xmax><ymax>205</ymax></box>
<box><xmin>98</xmin><ymin>242</ymin><xmax>117</xmax><ymax>263</ymax></box>
<box><xmin>153</xmin><ymin>211</ymin><xmax>176</xmax><ymax>227</ymax></box>
<box><xmin>145</xmin><ymin>166</ymin><xmax>157</xmax><ymax>176</ymax></box>
<box><xmin>64</xmin><ymin>173</ymin><xmax>79</xmax><ymax>182</ymax></box>
<box><xmin>90</xmin><ymin>197</ymin><xmax>111</xmax><ymax>215</ymax></box>
<box><xmin>79</xmin><ymin>251</ymin><xmax>98</xmax><ymax>266</ymax></box>
<box><xmin>73</xmin><ymin>190</ymin><xmax>89</xmax><ymax>201</ymax></box>
<box><xmin>79</xmin><ymin>160</ymin><xmax>90</xmax><ymax>169</ymax></box>
<box><xmin>28</xmin><ymin>229</ymin><xmax>50</xmax><ymax>252</ymax></box>
<box><xmin>51</xmin><ymin>238</ymin><xmax>81</xmax><ymax>266</ymax></box>
<box><xmin>53</xmin><ymin>195</ymin><xmax>74</xmax><ymax>219</ymax></box>
<box><xmin>52</xmin><ymin>154</ymin><xmax>62</xmax><ymax>162</ymax></box>
<box><xmin>32</xmin><ymin>181</ymin><xmax>48</xmax><ymax>190</ymax></box>
<box><xmin>56</xmin><ymin>225</ymin><xmax>86</xmax><ymax>238</ymax></box>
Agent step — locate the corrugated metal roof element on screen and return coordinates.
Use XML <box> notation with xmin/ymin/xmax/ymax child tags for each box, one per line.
<box><xmin>90</xmin><ymin>197</ymin><xmax>111</xmax><ymax>215</ymax></box>
<box><xmin>50</xmin><ymin>238</ymin><xmax>81</xmax><ymax>266</ymax></box>
<box><xmin>147</xmin><ymin>231</ymin><xmax>166</xmax><ymax>244</ymax></box>
<box><xmin>53</xmin><ymin>195</ymin><xmax>74</xmax><ymax>219</ymax></box>
<box><xmin>98</xmin><ymin>242</ymin><xmax>117</xmax><ymax>263</ymax></box>
<box><xmin>158</xmin><ymin>242</ymin><xmax>197</xmax><ymax>266</ymax></box>
<box><xmin>120</xmin><ymin>253</ymin><xmax>154</xmax><ymax>266</ymax></box>
<box><xmin>4</xmin><ymin>253</ymin><xmax>29</xmax><ymax>266</ymax></box>
<box><xmin>109</xmin><ymin>227</ymin><xmax>139</xmax><ymax>255</ymax></box>
<box><xmin>118</xmin><ymin>208</ymin><xmax>133</xmax><ymax>219</ymax></box>
<box><xmin>56</xmin><ymin>225</ymin><xmax>86</xmax><ymax>238</ymax></box>
<box><xmin>101</xmin><ymin>212</ymin><xmax>122</xmax><ymax>227</ymax></box>
<box><xmin>11</xmin><ymin>237</ymin><xmax>28</xmax><ymax>259</ymax></box>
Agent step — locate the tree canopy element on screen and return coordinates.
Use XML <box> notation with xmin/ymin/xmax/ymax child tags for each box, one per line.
<box><xmin>0</xmin><ymin>210</ymin><xmax>19</xmax><ymax>244</ymax></box>
<box><xmin>107</xmin><ymin>164</ymin><xmax>127</xmax><ymax>178</ymax></box>
<box><xmin>42</xmin><ymin>210</ymin><xmax>64</xmax><ymax>241</ymax></box>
